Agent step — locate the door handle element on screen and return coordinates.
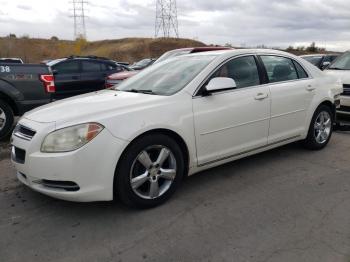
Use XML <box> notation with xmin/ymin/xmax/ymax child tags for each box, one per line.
<box><xmin>306</xmin><ymin>85</ymin><xmax>315</xmax><ymax>91</ymax></box>
<box><xmin>254</xmin><ymin>93</ymin><xmax>268</xmax><ymax>100</ymax></box>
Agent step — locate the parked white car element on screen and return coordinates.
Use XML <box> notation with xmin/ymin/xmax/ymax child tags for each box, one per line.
<box><xmin>324</xmin><ymin>51</ymin><xmax>350</xmax><ymax>115</ymax></box>
<box><xmin>11</xmin><ymin>49</ymin><xmax>342</xmax><ymax>208</ymax></box>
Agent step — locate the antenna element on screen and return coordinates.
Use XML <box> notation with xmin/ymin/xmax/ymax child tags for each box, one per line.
<box><xmin>70</xmin><ymin>0</ymin><xmax>88</xmax><ymax>39</ymax></box>
<box><xmin>155</xmin><ymin>0</ymin><xmax>179</xmax><ymax>38</ymax></box>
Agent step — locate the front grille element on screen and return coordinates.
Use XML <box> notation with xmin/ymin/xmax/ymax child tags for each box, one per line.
<box><xmin>338</xmin><ymin>106</ymin><xmax>350</xmax><ymax>112</ymax></box>
<box><xmin>342</xmin><ymin>84</ymin><xmax>350</xmax><ymax>96</ymax></box>
<box><xmin>13</xmin><ymin>125</ymin><xmax>36</xmax><ymax>141</ymax></box>
<box><xmin>12</xmin><ymin>146</ymin><xmax>26</xmax><ymax>164</ymax></box>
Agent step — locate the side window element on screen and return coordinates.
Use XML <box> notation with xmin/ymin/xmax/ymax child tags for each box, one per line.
<box><xmin>53</xmin><ymin>61</ymin><xmax>80</xmax><ymax>74</ymax></box>
<box><xmin>293</xmin><ymin>61</ymin><xmax>308</xmax><ymax>79</ymax></box>
<box><xmin>82</xmin><ymin>61</ymin><xmax>102</xmax><ymax>72</ymax></box>
<box><xmin>209</xmin><ymin>56</ymin><xmax>260</xmax><ymax>89</ymax></box>
<box><xmin>323</xmin><ymin>56</ymin><xmax>332</xmax><ymax>63</ymax></box>
<box><xmin>101</xmin><ymin>63</ymin><xmax>117</xmax><ymax>71</ymax></box>
<box><xmin>330</xmin><ymin>56</ymin><xmax>338</xmax><ymax>62</ymax></box>
<box><xmin>260</xmin><ymin>56</ymin><xmax>298</xmax><ymax>83</ymax></box>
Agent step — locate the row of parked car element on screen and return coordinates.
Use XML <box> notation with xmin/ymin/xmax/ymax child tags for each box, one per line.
<box><xmin>0</xmin><ymin>47</ymin><xmax>229</xmax><ymax>138</ymax></box>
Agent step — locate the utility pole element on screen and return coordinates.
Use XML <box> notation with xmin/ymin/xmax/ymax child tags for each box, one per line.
<box><xmin>155</xmin><ymin>0</ymin><xmax>179</xmax><ymax>38</ymax></box>
<box><xmin>70</xmin><ymin>0</ymin><xmax>87</xmax><ymax>39</ymax></box>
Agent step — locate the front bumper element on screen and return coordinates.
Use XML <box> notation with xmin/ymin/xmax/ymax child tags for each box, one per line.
<box><xmin>337</xmin><ymin>95</ymin><xmax>350</xmax><ymax>115</ymax></box>
<box><xmin>11</xmin><ymin>118</ymin><xmax>127</xmax><ymax>202</ymax></box>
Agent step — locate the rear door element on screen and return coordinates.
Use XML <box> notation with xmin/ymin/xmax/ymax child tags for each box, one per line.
<box><xmin>52</xmin><ymin>60</ymin><xmax>82</xmax><ymax>100</ymax></box>
<box><xmin>259</xmin><ymin>55</ymin><xmax>314</xmax><ymax>144</ymax></box>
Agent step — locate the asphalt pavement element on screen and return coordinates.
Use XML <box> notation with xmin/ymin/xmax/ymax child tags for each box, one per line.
<box><xmin>1</xmin><ymin>130</ymin><xmax>350</xmax><ymax>262</ymax></box>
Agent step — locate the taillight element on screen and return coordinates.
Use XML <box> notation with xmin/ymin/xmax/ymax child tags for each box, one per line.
<box><xmin>105</xmin><ymin>83</ymin><xmax>115</xmax><ymax>89</ymax></box>
<box><xmin>40</xmin><ymin>75</ymin><xmax>56</xmax><ymax>93</ymax></box>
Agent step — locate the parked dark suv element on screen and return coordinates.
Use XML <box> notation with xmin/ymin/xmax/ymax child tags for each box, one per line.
<box><xmin>47</xmin><ymin>56</ymin><xmax>122</xmax><ymax>100</ymax></box>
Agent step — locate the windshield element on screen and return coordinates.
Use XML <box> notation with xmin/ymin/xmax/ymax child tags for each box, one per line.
<box><xmin>117</xmin><ymin>55</ymin><xmax>216</xmax><ymax>95</ymax></box>
<box><xmin>154</xmin><ymin>49</ymin><xmax>191</xmax><ymax>64</ymax></box>
<box><xmin>47</xmin><ymin>58</ymin><xmax>66</xmax><ymax>67</ymax></box>
<box><xmin>133</xmin><ymin>59</ymin><xmax>151</xmax><ymax>67</ymax></box>
<box><xmin>302</xmin><ymin>56</ymin><xmax>322</xmax><ymax>66</ymax></box>
<box><xmin>328</xmin><ymin>52</ymin><xmax>350</xmax><ymax>70</ymax></box>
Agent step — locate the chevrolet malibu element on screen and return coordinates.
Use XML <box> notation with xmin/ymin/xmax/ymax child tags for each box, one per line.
<box><xmin>11</xmin><ymin>49</ymin><xmax>342</xmax><ymax>208</ymax></box>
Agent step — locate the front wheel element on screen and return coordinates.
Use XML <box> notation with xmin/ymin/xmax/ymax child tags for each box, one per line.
<box><xmin>115</xmin><ymin>134</ymin><xmax>185</xmax><ymax>208</ymax></box>
<box><xmin>303</xmin><ymin>105</ymin><xmax>333</xmax><ymax>150</ymax></box>
<box><xmin>0</xmin><ymin>99</ymin><xmax>14</xmax><ymax>140</ymax></box>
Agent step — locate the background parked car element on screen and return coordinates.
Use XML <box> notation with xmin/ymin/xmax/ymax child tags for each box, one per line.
<box><xmin>106</xmin><ymin>47</ymin><xmax>232</xmax><ymax>87</ymax></box>
<box><xmin>0</xmin><ymin>63</ymin><xmax>54</xmax><ymax>139</ymax></box>
<box><xmin>324</xmin><ymin>51</ymin><xmax>350</xmax><ymax>116</ymax></box>
<box><xmin>47</xmin><ymin>56</ymin><xmax>123</xmax><ymax>100</ymax></box>
<box><xmin>0</xmin><ymin>58</ymin><xmax>24</xmax><ymax>64</ymax></box>
<box><xmin>300</xmin><ymin>53</ymin><xmax>340</xmax><ymax>70</ymax></box>
<box><xmin>129</xmin><ymin>58</ymin><xmax>156</xmax><ymax>70</ymax></box>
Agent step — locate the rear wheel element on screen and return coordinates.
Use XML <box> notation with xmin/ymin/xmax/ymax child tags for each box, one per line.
<box><xmin>115</xmin><ymin>134</ymin><xmax>185</xmax><ymax>208</ymax></box>
<box><xmin>0</xmin><ymin>99</ymin><xmax>14</xmax><ymax>140</ymax></box>
<box><xmin>303</xmin><ymin>105</ymin><xmax>333</xmax><ymax>150</ymax></box>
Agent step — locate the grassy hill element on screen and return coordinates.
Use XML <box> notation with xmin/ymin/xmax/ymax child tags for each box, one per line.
<box><xmin>0</xmin><ymin>37</ymin><xmax>206</xmax><ymax>63</ymax></box>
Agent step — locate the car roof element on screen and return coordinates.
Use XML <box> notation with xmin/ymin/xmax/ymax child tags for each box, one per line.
<box><xmin>300</xmin><ymin>53</ymin><xmax>340</xmax><ymax>57</ymax></box>
<box><xmin>183</xmin><ymin>48</ymin><xmax>297</xmax><ymax>58</ymax></box>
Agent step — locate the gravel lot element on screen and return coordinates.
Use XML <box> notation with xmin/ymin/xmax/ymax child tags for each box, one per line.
<box><xmin>1</xmin><ymin>130</ymin><xmax>350</xmax><ymax>262</ymax></box>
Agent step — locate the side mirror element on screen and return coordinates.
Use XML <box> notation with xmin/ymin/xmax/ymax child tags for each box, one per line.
<box><xmin>321</xmin><ymin>61</ymin><xmax>330</xmax><ymax>70</ymax></box>
<box><xmin>205</xmin><ymin>77</ymin><xmax>237</xmax><ymax>93</ymax></box>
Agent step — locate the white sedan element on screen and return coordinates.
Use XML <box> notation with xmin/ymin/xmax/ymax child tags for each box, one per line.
<box><xmin>11</xmin><ymin>49</ymin><xmax>342</xmax><ymax>208</ymax></box>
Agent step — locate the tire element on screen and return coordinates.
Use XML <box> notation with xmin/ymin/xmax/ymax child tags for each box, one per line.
<box><xmin>0</xmin><ymin>99</ymin><xmax>14</xmax><ymax>140</ymax></box>
<box><xmin>303</xmin><ymin>105</ymin><xmax>333</xmax><ymax>150</ymax></box>
<box><xmin>115</xmin><ymin>133</ymin><xmax>185</xmax><ymax>208</ymax></box>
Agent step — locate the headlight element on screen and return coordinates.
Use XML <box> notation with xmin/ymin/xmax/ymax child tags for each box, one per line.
<box><xmin>41</xmin><ymin>123</ymin><xmax>104</xmax><ymax>153</ymax></box>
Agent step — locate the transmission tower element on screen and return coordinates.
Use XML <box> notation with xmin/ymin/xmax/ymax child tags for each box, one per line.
<box><xmin>155</xmin><ymin>0</ymin><xmax>179</xmax><ymax>38</ymax></box>
<box><xmin>70</xmin><ymin>0</ymin><xmax>87</xmax><ymax>39</ymax></box>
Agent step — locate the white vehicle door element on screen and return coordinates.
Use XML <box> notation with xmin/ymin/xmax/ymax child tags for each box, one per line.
<box><xmin>192</xmin><ymin>55</ymin><xmax>271</xmax><ymax>166</ymax></box>
<box><xmin>259</xmin><ymin>55</ymin><xmax>315</xmax><ymax>144</ymax></box>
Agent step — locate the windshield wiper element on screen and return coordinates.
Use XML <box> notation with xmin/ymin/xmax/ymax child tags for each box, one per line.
<box><xmin>127</xmin><ymin>89</ymin><xmax>155</xmax><ymax>94</ymax></box>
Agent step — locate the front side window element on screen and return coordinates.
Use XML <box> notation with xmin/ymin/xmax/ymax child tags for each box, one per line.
<box><xmin>209</xmin><ymin>56</ymin><xmax>260</xmax><ymax>89</ymax></box>
<box><xmin>53</xmin><ymin>61</ymin><xmax>80</xmax><ymax>74</ymax></box>
<box><xmin>261</xmin><ymin>56</ymin><xmax>298</xmax><ymax>83</ymax></box>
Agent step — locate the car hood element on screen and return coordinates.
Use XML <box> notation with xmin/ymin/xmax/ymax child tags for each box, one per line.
<box><xmin>109</xmin><ymin>71</ymin><xmax>139</xmax><ymax>80</ymax></box>
<box><xmin>324</xmin><ymin>69</ymin><xmax>350</xmax><ymax>84</ymax></box>
<box><xmin>24</xmin><ymin>90</ymin><xmax>165</xmax><ymax>125</ymax></box>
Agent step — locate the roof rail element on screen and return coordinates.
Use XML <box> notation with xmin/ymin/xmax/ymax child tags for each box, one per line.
<box><xmin>67</xmin><ymin>55</ymin><xmax>111</xmax><ymax>60</ymax></box>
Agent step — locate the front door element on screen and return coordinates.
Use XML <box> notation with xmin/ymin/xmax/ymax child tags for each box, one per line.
<box><xmin>193</xmin><ymin>55</ymin><xmax>271</xmax><ymax>166</ymax></box>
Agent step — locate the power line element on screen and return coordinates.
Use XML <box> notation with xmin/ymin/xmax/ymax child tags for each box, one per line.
<box><xmin>155</xmin><ymin>0</ymin><xmax>179</xmax><ymax>38</ymax></box>
<box><xmin>70</xmin><ymin>0</ymin><xmax>88</xmax><ymax>39</ymax></box>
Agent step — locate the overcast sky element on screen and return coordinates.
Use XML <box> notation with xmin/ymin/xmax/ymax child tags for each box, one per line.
<box><xmin>0</xmin><ymin>0</ymin><xmax>350</xmax><ymax>51</ymax></box>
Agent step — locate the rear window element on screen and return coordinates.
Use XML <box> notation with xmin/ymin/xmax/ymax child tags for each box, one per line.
<box><xmin>293</xmin><ymin>61</ymin><xmax>308</xmax><ymax>79</ymax></box>
<box><xmin>82</xmin><ymin>61</ymin><xmax>102</xmax><ymax>72</ymax></box>
<box><xmin>260</xmin><ymin>56</ymin><xmax>298</xmax><ymax>83</ymax></box>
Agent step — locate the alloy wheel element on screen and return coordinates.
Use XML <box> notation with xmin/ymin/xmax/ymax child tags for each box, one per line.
<box><xmin>130</xmin><ymin>145</ymin><xmax>177</xmax><ymax>199</ymax></box>
<box><xmin>0</xmin><ymin>107</ymin><xmax>6</xmax><ymax>131</ymax></box>
<box><xmin>314</xmin><ymin>111</ymin><xmax>332</xmax><ymax>144</ymax></box>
